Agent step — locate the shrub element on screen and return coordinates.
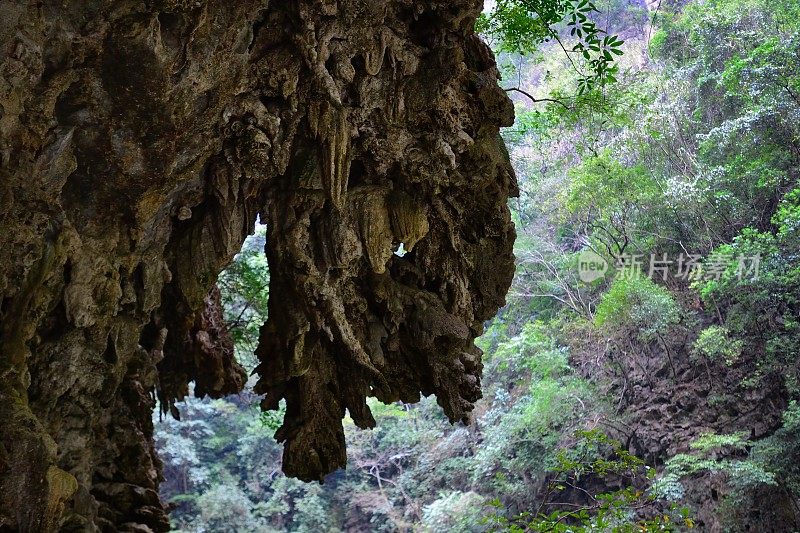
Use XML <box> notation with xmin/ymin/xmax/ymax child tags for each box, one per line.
<box><xmin>595</xmin><ymin>276</ymin><xmax>680</xmax><ymax>341</ymax></box>
<box><xmin>693</xmin><ymin>326</ymin><xmax>743</xmax><ymax>366</ymax></box>
<box><xmin>422</xmin><ymin>491</ymin><xmax>488</xmax><ymax>533</ymax></box>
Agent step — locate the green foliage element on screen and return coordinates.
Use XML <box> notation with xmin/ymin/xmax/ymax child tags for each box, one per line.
<box><xmin>196</xmin><ymin>484</ymin><xmax>266</xmax><ymax>532</ymax></box>
<box><xmin>422</xmin><ymin>491</ymin><xmax>488</xmax><ymax>533</ymax></box>
<box><xmin>473</xmin><ymin>323</ymin><xmax>597</xmax><ymax>499</ymax></box>
<box><xmin>653</xmin><ymin>404</ymin><xmax>800</xmax><ymax>529</ymax></box>
<box><xmin>594</xmin><ymin>276</ymin><xmax>680</xmax><ymax>341</ymax></box>
<box><xmin>499</xmin><ymin>2</ymin><xmax>800</xmax><ymax>525</ymax></box>
<box><xmin>218</xmin><ymin>225</ymin><xmax>269</xmax><ymax>370</ymax></box>
<box><xmin>694</xmin><ymin>187</ymin><xmax>800</xmax><ymax>388</ymax></box>
<box><xmin>692</xmin><ymin>326</ymin><xmax>743</xmax><ymax>366</ymax></box>
<box><xmin>561</xmin><ymin>151</ymin><xmax>665</xmax><ymax>258</ymax></box>
<box><xmin>488</xmin><ymin>430</ymin><xmax>692</xmax><ymax>532</ymax></box>
<box><xmin>655</xmin><ymin>431</ymin><xmax>778</xmax><ymax>515</ymax></box>
<box><xmin>259</xmin><ymin>400</ymin><xmax>287</xmax><ymax>433</ymax></box>
<box><xmin>486</xmin><ymin>321</ymin><xmax>570</xmax><ymax>380</ymax></box>
<box><xmin>479</xmin><ymin>0</ymin><xmax>624</xmax><ymax>93</ymax></box>
<box><xmin>261</xmin><ymin>477</ymin><xmax>338</xmax><ymax>533</ymax></box>
<box><xmin>751</xmin><ymin>401</ymin><xmax>800</xmax><ymax>495</ymax></box>
<box><xmin>564</xmin><ymin>152</ymin><xmax>658</xmax><ymax>218</ymax></box>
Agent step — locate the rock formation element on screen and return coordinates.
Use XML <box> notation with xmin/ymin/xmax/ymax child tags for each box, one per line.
<box><xmin>0</xmin><ymin>1</ymin><xmax>516</xmax><ymax>530</ymax></box>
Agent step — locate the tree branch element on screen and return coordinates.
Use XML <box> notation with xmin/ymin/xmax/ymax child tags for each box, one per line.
<box><xmin>505</xmin><ymin>87</ymin><xmax>572</xmax><ymax>110</ymax></box>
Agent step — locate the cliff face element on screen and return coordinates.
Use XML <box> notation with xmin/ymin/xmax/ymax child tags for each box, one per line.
<box><xmin>0</xmin><ymin>1</ymin><xmax>516</xmax><ymax>531</ymax></box>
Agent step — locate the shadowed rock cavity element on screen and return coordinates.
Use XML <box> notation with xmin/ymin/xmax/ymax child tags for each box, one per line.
<box><xmin>0</xmin><ymin>1</ymin><xmax>516</xmax><ymax>530</ymax></box>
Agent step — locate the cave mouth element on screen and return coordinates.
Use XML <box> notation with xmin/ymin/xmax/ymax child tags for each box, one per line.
<box><xmin>150</xmin><ymin>220</ymin><xmax>451</xmax><ymax>529</ymax></box>
<box><xmin>215</xmin><ymin>222</ymin><xmax>270</xmax><ymax>378</ymax></box>
<box><xmin>153</xmin><ymin>222</ymin><xmax>282</xmax><ymax>523</ymax></box>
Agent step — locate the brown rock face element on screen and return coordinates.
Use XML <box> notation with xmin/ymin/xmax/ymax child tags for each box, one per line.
<box><xmin>0</xmin><ymin>1</ymin><xmax>516</xmax><ymax>531</ymax></box>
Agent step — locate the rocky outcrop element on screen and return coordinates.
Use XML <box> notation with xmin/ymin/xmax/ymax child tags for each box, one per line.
<box><xmin>0</xmin><ymin>1</ymin><xmax>516</xmax><ymax>530</ymax></box>
<box><xmin>569</xmin><ymin>309</ymin><xmax>793</xmax><ymax>531</ymax></box>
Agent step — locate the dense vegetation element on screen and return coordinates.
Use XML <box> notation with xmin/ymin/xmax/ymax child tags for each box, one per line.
<box><xmin>156</xmin><ymin>0</ymin><xmax>800</xmax><ymax>530</ymax></box>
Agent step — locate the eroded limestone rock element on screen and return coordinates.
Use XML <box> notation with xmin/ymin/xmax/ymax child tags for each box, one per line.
<box><xmin>0</xmin><ymin>1</ymin><xmax>516</xmax><ymax>530</ymax></box>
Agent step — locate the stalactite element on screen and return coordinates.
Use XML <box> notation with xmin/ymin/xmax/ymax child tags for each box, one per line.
<box><xmin>364</xmin><ymin>29</ymin><xmax>389</xmax><ymax>76</ymax></box>
<box><xmin>309</xmin><ymin>101</ymin><xmax>352</xmax><ymax>209</ymax></box>
<box><xmin>388</xmin><ymin>190</ymin><xmax>429</xmax><ymax>252</ymax></box>
<box><xmin>385</xmin><ymin>66</ymin><xmax>407</xmax><ymax>124</ymax></box>
<box><xmin>349</xmin><ymin>186</ymin><xmax>394</xmax><ymax>273</ymax></box>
